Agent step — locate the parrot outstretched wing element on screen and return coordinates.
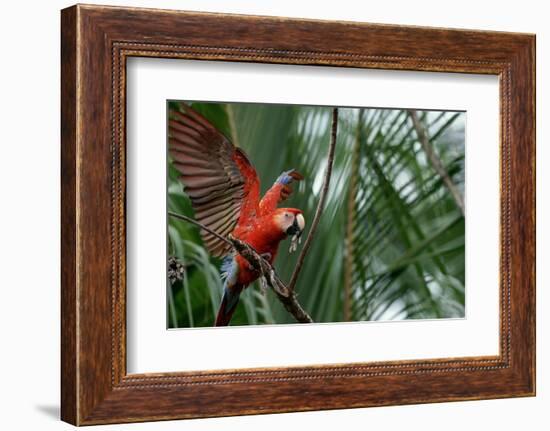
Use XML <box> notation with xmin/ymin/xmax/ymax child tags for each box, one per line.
<box><xmin>168</xmin><ymin>104</ymin><xmax>260</xmax><ymax>257</ymax></box>
<box><xmin>258</xmin><ymin>170</ymin><xmax>304</xmax><ymax>216</ymax></box>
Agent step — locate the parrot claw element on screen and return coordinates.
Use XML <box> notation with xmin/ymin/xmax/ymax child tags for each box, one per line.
<box><xmin>251</xmin><ymin>253</ymin><xmax>272</xmax><ymax>271</ymax></box>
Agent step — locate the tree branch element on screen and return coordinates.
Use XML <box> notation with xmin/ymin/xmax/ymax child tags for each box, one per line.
<box><xmin>229</xmin><ymin>238</ymin><xmax>312</xmax><ymax>323</ymax></box>
<box><xmin>408</xmin><ymin>110</ymin><xmax>465</xmax><ymax>216</ymax></box>
<box><xmin>287</xmin><ymin>107</ymin><xmax>339</xmax><ymax>292</ymax></box>
<box><xmin>168</xmin><ymin>211</ymin><xmax>313</xmax><ymax>323</ymax></box>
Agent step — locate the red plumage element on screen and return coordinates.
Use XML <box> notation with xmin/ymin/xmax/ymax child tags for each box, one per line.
<box><xmin>169</xmin><ymin>104</ymin><xmax>305</xmax><ymax>326</ymax></box>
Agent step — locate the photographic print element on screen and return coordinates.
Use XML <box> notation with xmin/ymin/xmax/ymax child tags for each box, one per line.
<box><xmin>60</xmin><ymin>7</ymin><xmax>535</xmax><ymax>423</ymax></box>
<box><xmin>167</xmin><ymin>101</ymin><xmax>465</xmax><ymax>328</ymax></box>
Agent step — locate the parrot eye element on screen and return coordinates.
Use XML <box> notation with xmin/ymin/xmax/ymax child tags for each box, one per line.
<box><xmin>285</xmin><ymin>213</ymin><xmax>290</xmax><ymax>218</ymax></box>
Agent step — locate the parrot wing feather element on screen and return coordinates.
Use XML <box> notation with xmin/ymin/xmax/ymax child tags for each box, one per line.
<box><xmin>169</xmin><ymin>104</ymin><xmax>260</xmax><ymax>257</ymax></box>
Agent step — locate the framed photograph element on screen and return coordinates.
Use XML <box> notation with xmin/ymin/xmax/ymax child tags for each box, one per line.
<box><xmin>61</xmin><ymin>4</ymin><xmax>535</xmax><ymax>425</ymax></box>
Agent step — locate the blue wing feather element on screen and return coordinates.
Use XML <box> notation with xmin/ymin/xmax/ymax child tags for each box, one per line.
<box><xmin>276</xmin><ymin>169</ymin><xmax>297</xmax><ymax>185</ymax></box>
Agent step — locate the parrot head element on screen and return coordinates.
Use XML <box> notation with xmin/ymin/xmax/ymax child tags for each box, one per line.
<box><xmin>273</xmin><ymin>208</ymin><xmax>305</xmax><ymax>253</ymax></box>
<box><xmin>274</xmin><ymin>208</ymin><xmax>305</xmax><ymax>236</ymax></box>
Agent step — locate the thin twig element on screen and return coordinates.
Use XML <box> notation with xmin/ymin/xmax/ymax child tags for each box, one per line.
<box><xmin>168</xmin><ymin>211</ymin><xmax>233</xmax><ymax>247</ymax></box>
<box><xmin>287</xmin><ymin>107</ymin><xmax>339</xmax><ymax>292</ymax></box>
<box><xmin>408</xmin><ymin>110</ymin><xmax>465</xmax><ymax>216</ymax></box>
<box><xmin>168</xmin><ymin>211</ymin><xmax>313</xmax><ymax>323</ymax></box>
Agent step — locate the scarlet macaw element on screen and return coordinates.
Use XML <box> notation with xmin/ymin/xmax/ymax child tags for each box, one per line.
<box><xmin>169</xmin><ymin>104</ymin><xmax>306</xmax><ymax>326</ymax></box>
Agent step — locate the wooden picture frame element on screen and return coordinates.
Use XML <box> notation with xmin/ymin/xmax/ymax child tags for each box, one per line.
<box><xmin>61</xmin><ymin>4</ymin><xmax>535</xmax><ymax>425</ymax></box>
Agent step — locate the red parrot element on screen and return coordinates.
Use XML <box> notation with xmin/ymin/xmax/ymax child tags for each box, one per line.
<box><xmin>168</xmin><ymin>104</ymin><xmax>306</xmax><ymax>326</ymax></box>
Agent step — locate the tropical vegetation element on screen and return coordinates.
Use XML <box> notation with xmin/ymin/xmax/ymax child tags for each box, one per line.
<box><xmin>167</xmin><ymin>101</ymin><xmax>465</xmax><ymax>328</ymax></box>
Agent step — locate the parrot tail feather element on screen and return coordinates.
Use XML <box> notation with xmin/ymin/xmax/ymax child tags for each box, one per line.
<box><xmin>215</xmin><ymin>285</ymin><xmax>243</xmax><ymax>326</ymax></box>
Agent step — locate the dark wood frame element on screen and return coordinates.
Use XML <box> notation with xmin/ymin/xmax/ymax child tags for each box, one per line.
<box><xmin>61</xmin><ymin>4</ymin><xmax>536</xmax><ymax>425</ymax></box>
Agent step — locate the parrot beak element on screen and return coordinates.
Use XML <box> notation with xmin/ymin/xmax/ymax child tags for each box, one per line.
<box><xmin>296</xmin><ymin>213</ymin><xmax>305</xmax><ymax>236</ymax></box>
<box><xmin>286</xmin><ymin>213</ymin><xmax>305</xmax><ymax>237</ymax></box>
<box><xmin>287</xmin><ymin>213</ymin><xmax>305</xmax><ymax>253</ymax></box>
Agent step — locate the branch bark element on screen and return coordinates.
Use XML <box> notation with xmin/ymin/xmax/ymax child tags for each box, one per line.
<box><xmin>287</xmin><ymin>107</ymin><xmax>339</xmax><ymax>292</ymax></box>
<box><xmin>408</xmin><ymin>110</ymin><xmax>465</xmax><ymax>216</ymax></box>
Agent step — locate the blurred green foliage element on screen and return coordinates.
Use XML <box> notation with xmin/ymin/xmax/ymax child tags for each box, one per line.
<box><xmin>167</xmin><ymin>101</ymin><xmax>465</xmax><ymax>328</ymax></box>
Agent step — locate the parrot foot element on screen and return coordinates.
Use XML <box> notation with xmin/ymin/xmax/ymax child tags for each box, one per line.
<box><xmin>247</xmin><ymin>252</ymin><xmax>271</xmax><ymax>271</ymax></box>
